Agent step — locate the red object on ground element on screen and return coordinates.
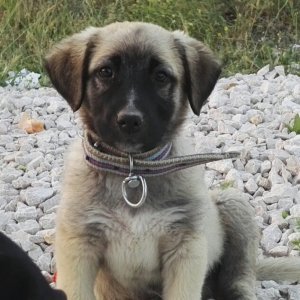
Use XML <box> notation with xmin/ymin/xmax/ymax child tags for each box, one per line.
<box><xmin>53</xmin><ymin>272</ymin><xmax>57</xmax><ymax>283</ymax></box>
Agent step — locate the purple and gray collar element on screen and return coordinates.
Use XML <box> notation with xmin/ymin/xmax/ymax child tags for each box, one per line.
<box><xmin>82</xmin><ymin>130</ymin><xmax>239</xmax><ymax>208</ymax></box>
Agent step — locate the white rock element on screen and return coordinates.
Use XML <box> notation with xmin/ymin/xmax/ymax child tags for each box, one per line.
<box><xmin>0</xmin><ymin>168</ymin><xmax>23</xmax><ymax>183</ymax></box>
<box><xmin>261</xmin><ymin>280</ymin><xmax>279</xmax><ymax>289</ymax></box>
<box><xmin>281</xmin><ymin>166</ymin><xmax>292</xmax><ymax>183</ymax></box>
<box><xmin>56</xmin><ymin>114</ymin><xmax>72</xmax><ymax>130</ymax></box>
<box><xmin>281</xmin><ymin>228</ymin><xmax>294</xmax><ymax>245</ymax></box>
<box><xmin>256</xmin><ymin>287</ymin><xmax>281</xmax><ymax>300</ymax></box>
<box><xmin>250</xmin><ymin>198</ymin><xmax>267</xmax><ymax>211</ymax></box>
<box><xmin>271</xmin><ymin>158</ymin><xmax>284</xmax><ymax>173</ymax></box>
<box><xmin>206</xmin><ymin>160</ymin><xmax>234</xmax><ymax>174</ymax></box>
<box><xmin>255</xmin><ymin>207</ymin><xmax>269</xmax><ymax>224</ymax></box>
<box><xmin>0</xmin><ymin>210</ymin><xmax>10</xmax><ymax>230</ymax></box>
<box><xmin>249</xmin><ymin>114</ymin><xmax>264</xmax><ymax>125</ymax></box>
<box><xmin>224</xmin><ymin>169</ymin><xmax>244</xmax><ymax>190</ymax></box>
<box><xmin>15</xmin><ymin>151</ymin><xmax>43</xmax><ymax>165</ymax></box>
<box><xmin>293</xmin><ymin>84</ymin><xmax>300</xmax><ymax>98</ymax></box>
<box><xmin>286</xmin><ymin>156</ymin><xmax>300</xmax><ymax>176</ymax></box>
<box><xmin>290</xmin><ymin>250</ymin><xmax>300</xmax><ymax>257</ymax></box>
<box><xmin>12</xmin><ymin>96</ymin><xmax>32</xmax><ymax>109</ymax></box>
<box><xmin>288</xmin><ymin>232</ymin><xmax>300</xmax><ymax>243</ymax></box>
<box><xmin>40</xmin><ymin>195</ymin><xmax>59</xmax><ymax>213</ymax></box>
<box><xmin>267</xmin><ymin>203</ymin><xmax>278</xmax><ymax>211</ymax></box>
<box><xmin>58</xmin><ymin>131</ymin><xmax>72</xmax><ymax>145</ymax></box>
<box><xmin>288</xmin><ymin>286</ymin><xmax>300</xmax><ymax>300</ymax></box>
<box><xmin>240</xmin><ymin>122</ymin><xmax>256</xmax><ymax>133</ymax></box>
<box><xmin>274</xmin><ymin>65</ymin><xmax>285</xmax><ymax>76</ymax></box>
<box><xmin>39</xmin><ymin>213</ymin><xmax>56</xmax><ymax>229</ymax></box>
<box><xmin>0</xmin><ymin>121</ymin><xmax>8</xmax><ymax>134</ymax></box>
<box><xmin>269</xmin><ymin>211</ymin><xmax>288</xmax><ymax>228</ymax></box>
<box><xmin>245</xmin><ymin>159</ymin><xmax>261</xmax><ymax>174</ymax></box>
<box><xmin>260</xmin><ymin>160</ymin><xmax>271</xmax><ymax>174</ymax></box>
<box><xmin>284</xmin><ymin>145</ymin><xmax>300</xmax><ymax>156</ymax></box>
<box><xmin>18</xmin><ymin>219</ymin><xmax>40</xmax><ymax>234</ymax></box>
<box><xmin>27</xmin><ymin>156</ymin><xmax>44</xmax><ymax>170</ymax></box>
<box><xmin>290</xmin><ymin>204</ymin><xmax>300</xmax><ymax>218</ymax></box>
<box><xmin>14</xmin><ymin>206</ymin><xmax>38</xmax><ymax>222</ymax></box>
<box><xmin>253</xmin><ymin>187</ymin><xmax>265</xmax><ymax>198</ymax></box>
<box><xmin>257</xmin><ymin>177</ymin><xmax>271</xmax><ymax>190</ymax></box>
<box><xmin>233</xmin><ymin>159</ymin><xmax>245</xmax><ymax>171</ymax></box>
<box><xmin>245</xmin><ymin>178</ymin><xmax>258</xmax><ymax>194</ymax></box>
<box><xmin>208</xmin><ymin>93</ymin><xmax>229</xmax><ymax>108</ymax></box>
<box><xmin>12</xmin><ymin>177</ymin><xmax>32</xmax><ymax>189</ymax></box>
<box><xmin>217</xmin><ymin>121</ymin><xmax>236</xmax><ymax>134</ymax></box>
<box><xmin>263</xmin><ymin>184</ymin><xmax>298</xmax><ymax>205</ymax></box>
<box><xmin>261</xmin><ymin>224</ymin><xmax>282</xmax><ymax>252</ymax></box>
<box><xmin>37</xmin><ymin>253</ymin><xmax>52</xmax><ymax>273</ymax></box>
<box><xmin>282</xmin><ymin>99</ymin><xmax>300</xmax><ymax>111</ymax></box>
<box><xmin>286</xmin><ymin>216</ymin><xmax>300</xmax><ymax>228</ymax></box>
<box><xmin>268</xmin><ymin>168</ymin><xmax>284</xmax><ymax>186</ymax></box>
<box><xmin>33</xmin><ymin>97</ymin><xmax>45</xmax><ymax>107</ymax></box>
<box><xmin>46</xmin><ymin>98</ymin><xmax>66</xmax><ymax>114</ymax></box>
<box><xmin>232</xmin><ymin>114</ymin><xmax>248</xmax><ymax>124</ymax></box>
<box><xmin>264</xmin><ymin>149</ymin><xmax>290</xmax><ymax>161</ymax></box>
<box><xmin>28</xmin><ymin>246</ymin><xmax>44</xmax><ymax>262</ymax></box>
<box><xmin>257</xmin><ymin>65</ymin><xmax>270</xmax><ymax>76</ymax></box>
<box><xmin>278</xmin><ymin>198</ymin><xmax>294</xmax><ymax>210</ymax></box>
<box><xmin>260</xmin><ymin>81</ymin><xmax>270</xmax><ymax>94</ymax></box>
<box><xmin>10</xmin><ymin>230</ymin><xmax>36</xmax><ymax>252</ymax></box>
<box><xmin>21</xmin><ymin>187</ymin><xmax>54</xmax><ymax>206</ymax></box>
<box><xmin>37</xmin><ymin>229</ymin><xmax>55</xmax><ymax>244</ymax></box>
<box><xmin>294</xmin><ymin>174</ymin><xmax>300</xmax><ymax>185</ymax></box>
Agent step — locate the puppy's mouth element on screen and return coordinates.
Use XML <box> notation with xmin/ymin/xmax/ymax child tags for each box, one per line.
<box><xmin>93</xmin><ymin>122</ymin><xmax>166</xmax><ymax>154</ymax></box>
<box><xmin>114</xmin><ymin>142</ymin><xmax>144</xmax><ymax>154</ymax></box>
<box><xmin>100</xmin><ymin>133</ymin><xmax>164</xmax><ymax>154</ymax></box>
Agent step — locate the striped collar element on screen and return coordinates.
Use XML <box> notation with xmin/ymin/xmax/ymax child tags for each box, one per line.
<box><xmin>82</xmin><ymin>130</ymin><xmax>239</xmax><ymax>178</ymax></box>
<box><xmin>83</xmin><ymin>130</ymin><xmax>173</xmax><ymax>176</ymax></box>
<box><xmin>82</xmin><ymin>130</ymin><xmax>239</xmax><ymax>208</ymax></box>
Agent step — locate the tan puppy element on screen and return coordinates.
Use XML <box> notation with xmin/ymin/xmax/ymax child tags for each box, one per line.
<box><xmin>45</xmin><ymin>22</ymin><xmax>300</xmax><ymax>300</ymax></box>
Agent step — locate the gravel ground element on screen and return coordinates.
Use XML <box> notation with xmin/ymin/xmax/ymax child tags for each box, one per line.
<box><xmin>1</xmin><ymin>65</ymin><xmax>300</xmax><ymax>299</ymax></box>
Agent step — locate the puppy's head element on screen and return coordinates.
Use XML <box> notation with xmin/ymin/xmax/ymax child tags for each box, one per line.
<box><xmin>45</xmin><ymin>22</ymin><xmax>220</xmax><ymax>152</ymax></box>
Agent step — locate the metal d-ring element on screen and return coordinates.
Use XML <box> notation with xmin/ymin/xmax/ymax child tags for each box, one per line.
<box><xmin>122</xmin><ymin>155</ymin><xmax>147</xmax><ymax>208</ymax></box>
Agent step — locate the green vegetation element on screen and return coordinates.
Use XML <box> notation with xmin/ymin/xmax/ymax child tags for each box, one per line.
<box><xmin>293</xmin><ymin>240</ymin><xmax>300</xmax><ymax>251</ymax></box>
<box><xmin>282</xmin><ymin>211</ymin><xmax>289</xmax><ymax>219</ymax></box>
<box><xmin>0</xmin><ymin>0</ymin><xmax>299</xmax><ymax>85</ymax></box>
<box><xmin>287</xmin><ymin>114</ymin><xmax>300</xmax><ymax>134</ymax></box>
<box><xmin>220</xmin><ymin>180</ymin><xmax>234</xmax><ymax>190</ymax></box>
<box><xmin>292</xmin><ymin>219</ymin><xmax>300</xmax><ymax>251</ymax></box>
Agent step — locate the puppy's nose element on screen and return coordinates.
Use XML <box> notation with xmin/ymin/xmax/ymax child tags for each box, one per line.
<box><xmin>117</xmin><ymin>112</ymin><xmax>143</xmax><ymax>134</ymax></box>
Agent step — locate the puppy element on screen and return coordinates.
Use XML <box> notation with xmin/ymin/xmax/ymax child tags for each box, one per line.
<box><xmin>0</xmin><ymin>232</ymin><xmax>66</xmax><ymax>300</ymax></box>
<box><xmin>45</xmin><ymin>22</ymin><xmax>300</xmax><ymax>300</ymax></box>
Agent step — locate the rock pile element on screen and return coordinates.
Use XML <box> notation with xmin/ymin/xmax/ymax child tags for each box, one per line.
<box><xmin>1</xmin><ymin>66</ymin><xmax>300</xmax><ymax>298</ymax></box>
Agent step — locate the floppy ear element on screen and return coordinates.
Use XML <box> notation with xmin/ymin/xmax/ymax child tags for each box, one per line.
<box><xmin>44</xmin><ymin>27</ymin><xmax>99</xmax><ymax>111</ymax></box>
<box><xmin>173</xmin><ymin>31</ymin><xmax>221</xmax><ymax>115</ymax></box>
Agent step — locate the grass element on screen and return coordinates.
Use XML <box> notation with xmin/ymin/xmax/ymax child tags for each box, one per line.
<box><xmin>282</xmin><ymin>211</ymin><xmax>289</xmax><ymax>219</ymax></box>
<box><xmin>287</xmin><ymin>114</ymin><xmax>300</xmax><ymax>134</ymax></box>
<box><xmin>0</xmin><ymin>0</ymin><xmax>299</xmax><ymax>85</ymax></box>
<box><xmin>220</xmin><ymin>180</ymin><xmax>234</xmax><ymax>190</ymax></box>
<box><xmin>292</xmin><ymin>220</ymin><xmax>300</xmax><ymax>251</ymax></box>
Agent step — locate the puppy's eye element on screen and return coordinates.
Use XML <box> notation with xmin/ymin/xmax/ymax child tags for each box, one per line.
<box><xmin>154</xmin><ymin>70</ymin><xmax>169</xmax><ymax>83</ymax></box>
<box><xmin>98</xmin><ymin>67</ymin><xmax>113</xmax><ymax>78</ymax></box>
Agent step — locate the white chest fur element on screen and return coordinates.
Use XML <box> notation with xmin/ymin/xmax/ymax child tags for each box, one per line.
<box><xmin>104</xmin><ymin>210</ymin><xmax>164</xmax><ymax>289</ymax></box>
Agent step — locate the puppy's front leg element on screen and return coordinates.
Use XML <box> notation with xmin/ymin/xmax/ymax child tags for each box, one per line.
<box><xmin>55</xmin><ymin>231</ymin><xmax>103</xmax><ymax>300</ymax></box>
<box><xmin>161</xmin><ymin>233</ymin><xmax>207</xmax><ymax>300</ymax></box>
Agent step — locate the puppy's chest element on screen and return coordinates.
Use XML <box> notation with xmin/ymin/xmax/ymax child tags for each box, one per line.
<box><xmin>103</xmin><ymin>210</ymin><xmax>168</xmax><ymax>288</ymax></box>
